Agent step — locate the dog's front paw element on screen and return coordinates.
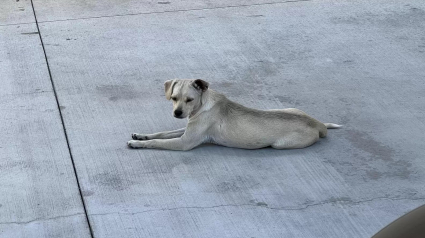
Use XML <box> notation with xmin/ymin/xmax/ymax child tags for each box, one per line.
<box><xmin>132</xmin><ymin>133</ymin><xmax>149</xmax><ymax>140</ymax></box>
<box><xmin>127</xmin><ymin>140</ymin><xmax>144</xmax><ymax>149</ymax></box>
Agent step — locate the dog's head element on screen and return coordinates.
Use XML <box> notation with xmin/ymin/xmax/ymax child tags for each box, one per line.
<box><xmin>164</xmin><ymin>79</ymin><xmax>209</xmax><ymax>119</ymax></box>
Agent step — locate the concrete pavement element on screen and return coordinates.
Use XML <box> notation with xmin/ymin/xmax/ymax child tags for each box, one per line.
<box><xmin>0</xmin><ymin>18</ymin><xmax>91</xmax><ymax>238</ymax></box>
<box><xmin>1</xmin><ymin>0</ymin><xmax>425</xmax><ymax>237</ymax></box>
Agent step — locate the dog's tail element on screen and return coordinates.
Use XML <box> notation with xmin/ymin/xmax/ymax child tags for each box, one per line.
<box><xmin>319</xmin><ymin>123</ymin><xmax>342</xmax><ymax>137</ymax></box>
<box><xmin>324</xmin><ymin>123</ymin><xmax>343</xmax><ymax>129</ymax></box>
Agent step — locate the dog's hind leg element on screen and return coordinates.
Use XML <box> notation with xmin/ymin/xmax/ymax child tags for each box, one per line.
<box><xmin>132</xmin><ymin>128</ymin><xmax>185</xmax><ymax>140</ymax></box>
<box><xmin>271</xmin><ymin>133</ymin><xmax>319</xmax><ymax>149</ymax></box>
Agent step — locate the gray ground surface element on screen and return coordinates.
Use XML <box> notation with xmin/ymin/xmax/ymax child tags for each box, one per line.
<box><xmin>1</xmin><ymin>0</ymin><xmax>425</xmax><ymax>237</ymax></box>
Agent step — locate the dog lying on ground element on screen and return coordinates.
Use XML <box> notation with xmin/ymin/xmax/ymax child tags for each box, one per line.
<box><xmin>128</xmin><ymin>79</ymin><xmax>341</xmax><ymax>150</ymax></box>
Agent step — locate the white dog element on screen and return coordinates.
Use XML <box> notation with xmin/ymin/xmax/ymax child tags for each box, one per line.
<box><xmin>128</xmin><ymin>79</ymin><xmax>341</xmax><ymax>150</ymax></box>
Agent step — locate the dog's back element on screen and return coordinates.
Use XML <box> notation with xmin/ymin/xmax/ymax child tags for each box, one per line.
<box><xmin>205</xmin><ymin>92</ymin><xmax>329</xmax><ymax>149</ymax></box>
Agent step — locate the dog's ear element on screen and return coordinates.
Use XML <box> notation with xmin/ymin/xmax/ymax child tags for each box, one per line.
<box><xmin>164</xmin><ymin>79</ymin><xmax>177</xmax><ymax>100</ymax></box>
<box><xmin>192</xmin><ymin>79</ymin><xmax>209</xmax><ymax>92</ymax></box>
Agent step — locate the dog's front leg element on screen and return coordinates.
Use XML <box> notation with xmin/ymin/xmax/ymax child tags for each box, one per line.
<box><xmin>127</xmin><ymin>135</ymin><xmax>202</xmax><ymax>151</ymax></box>
<box><xmin>129</xmin><ymin>117</ymin><xmax>208</xmax><ymax>151</ymax></box>
<box><xmin>132</xmin><ymin>128</ymin><xmax>185</xmax><ymax>140</ymax></box>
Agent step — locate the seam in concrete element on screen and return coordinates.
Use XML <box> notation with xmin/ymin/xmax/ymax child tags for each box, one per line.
<box><xmin>0</xmin><ymin>90</ymin><xmax>54</xmax><ymax>98</ymax></box>
<box><xmin>36</xmin><ymin>0</ymin><xmax>312</xmax><ymax>24</ymax></box>
<box><xmin>0</xmin><ymin>213</ymin><xmax>85</xmax><ymax>226</ymax></box>
<box><xmin>0</xmin><ymin>22</ymin><xmax>35</xmax><ymax>27</ymax></box>
<box><xmin>89</xmin><ymin>196</ymin><xmax>425</xmax><ymax>217</ymax></box>
<box><xmin>29</xmin><ymin>1</ymin><xmax>95</xmax><ymax>238</ymax></box>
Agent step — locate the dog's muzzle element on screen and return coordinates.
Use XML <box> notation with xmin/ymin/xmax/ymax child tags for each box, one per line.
<box><xmin>174</xmin><ymin>110</ymin><xmax>183</xmax><ymax>118</ymax></box>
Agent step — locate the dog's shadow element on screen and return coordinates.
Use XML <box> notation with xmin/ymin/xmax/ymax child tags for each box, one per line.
<box><xmin>185</xmin><ymin>138</ymin><xmax>327</xmax><ymax>160</ymax></box>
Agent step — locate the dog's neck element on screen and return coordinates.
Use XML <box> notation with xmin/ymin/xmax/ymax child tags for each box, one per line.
<box><xmin>189</xmin><ymin>89</ymin><xmax>222</xmax><ymax>120</ymax></box>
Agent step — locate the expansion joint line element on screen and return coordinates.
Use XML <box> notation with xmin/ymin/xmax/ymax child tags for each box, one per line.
<box><xmin>29</xmin><ymin>1</ymin><xmax>95</xmax><ymax>237</ymax></box>
<box><xmin>34</xmin><ymin>0</ymin><xmax>312</xmax><ymax>24</ymax></box>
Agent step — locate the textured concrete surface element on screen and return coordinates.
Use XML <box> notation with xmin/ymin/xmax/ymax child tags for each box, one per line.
<box><xmin>0</xmin><ymin>0</ymin><xmax>35</xmax><ymax>26</ymax></box>
<box><xmin>2</xmin><ymin>0</ymin><xmax>425</xmax><ymax>237</ymax></box>
<box><xmin>0</xmin><ymin>24</ymin><xmax>91</xmax><ymax>237</ymax></box>
<box><xmin>32</xmin><ymin>0</ymin><xmax>297</xmax><ymax>22</ymax></box>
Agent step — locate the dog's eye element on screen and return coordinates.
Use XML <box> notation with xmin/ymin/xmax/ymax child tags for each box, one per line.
<box><xmin>171</xmin><ymin>97</ymin><xmax>177</xmax><ymax>101</ymax></box>
<box><xmin>186</xmin><ymin>98</ymin><xmax>193</xmax><ymax>103</ymax></box>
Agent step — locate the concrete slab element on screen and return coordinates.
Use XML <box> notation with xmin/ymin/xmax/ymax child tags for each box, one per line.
<box><xmin>33</xmin><ymin>0</ymin><xmax>296</xmax><ymax>22</ymax></box>
<box><xmin>0</xmin><ymin>0</ymin><xmax>35</xmax><ymax>26</ymax></box>
<box><xmin>37</xmin><ymin>0</ymin><xmax>425</xmax><ymax>237</ymax></box>
<box><xmin>0</xmin><ymin>24</ymin><xmax>52</xmax><ymax>95</ymax></box>
<box><xmin>0</xmin><ymin>24</ymin><xmax>91</xmax><ymax>237</ymax></box>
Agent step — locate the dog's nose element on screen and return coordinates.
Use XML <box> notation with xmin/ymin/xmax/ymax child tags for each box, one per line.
<box><xmin>174</xmin><ymin>110</ymin><xmax>183</xmax><ymax>117</ymax></box>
